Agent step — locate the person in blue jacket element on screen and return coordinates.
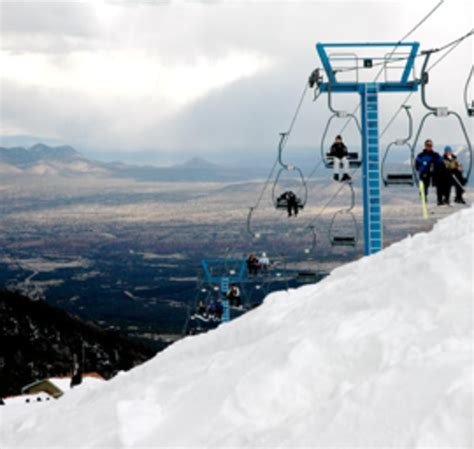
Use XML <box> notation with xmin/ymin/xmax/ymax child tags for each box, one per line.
<box><xmin>209</xmin><ymin>299</ymin><xmax>223</xmax><ymax>321</ymax></box>
<box><xmin>415</xmin><ymin>139</ymin><xmax>445</xmax><ymax>205</ymax></box>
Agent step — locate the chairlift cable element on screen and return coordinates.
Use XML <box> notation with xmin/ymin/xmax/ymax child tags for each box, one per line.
<box><xmin>380</xmin><ymin>93</ymin><xmax>415</xmax><ymax>139</ymax></box>
<box><xmin>335</xmin><ymin>28</ymin><xmax>474</xmax><ymax>77</ymax></box>
<box><xmin>247</xmin><ymin>79</ymin><xmax>310</xmax><ymax>238</ymax></box>
<box><xmin>303</xmin><ymin>167</ymin><xmax>361</xmax><ymax>232</ymax></box>
<box><xmin>410</xmin><ymin>45</ymin><xmax>473</xmax><ymax>181</ymax></box>
<box><xmin>246</xmin><ymin>2</ymin><xmax>454</xmax><ymax>266</ymax></box>
<box><xmin>271</xmin><ymin>82</ymin><xmax>314</xmax><ymax>213</ymax></box>
<box><xmin>397</xmin><ymin>0</ymin><xmax>445</xmax><ymax>43</ymax></box>
<box><xmin>293</xmin><ymin>4</ymin><xmax>451</xmax><ymax>253</ymax></box>
<box><xmin>426</xmin><ymin>31</ymin><xmax>473</xmax><ymax>71</ymax></box>
<box><xmin>337</xmin><ymin>0</ymin><xmax>446</xmax><ymax>133</ymax></box>
<box><xmin>268</xmin><ymin>5</ymin><xmax>451</xmax><ymax>230</ymax></box>
<box><xmin>381</xmin><ymin>34</ymin><xmax>473</xmax><ymax>139</ymax></box>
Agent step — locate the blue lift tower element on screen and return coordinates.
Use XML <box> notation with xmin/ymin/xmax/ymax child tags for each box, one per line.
<box><xmin>200</xmin><ymin>258</ymin><xmax>247</xmax><ymax>323</ymax></box>
<box><xmin>316</xmin><ymin>42</ymin><xmax>420</xmax><ymax>255</ymax></box>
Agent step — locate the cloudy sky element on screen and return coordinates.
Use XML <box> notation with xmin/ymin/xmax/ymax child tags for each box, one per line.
<box><xmin>0</xmin><ymin>0</ymin><xmax>472</xmax><ymax>164</ymax></box>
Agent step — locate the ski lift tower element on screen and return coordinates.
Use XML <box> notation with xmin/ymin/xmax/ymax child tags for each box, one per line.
<box><xmin>200</xmin><ymin>258</ymin><xmax>247</xmax><ymax>322</ymax></box>
<box><xmin>316</xmin><ymin>42</ymin><xmax>420</xmax><ymax>255</ymax></box>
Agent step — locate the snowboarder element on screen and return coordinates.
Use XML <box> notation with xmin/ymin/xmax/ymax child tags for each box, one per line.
<box><xmin>329</xmin><ymin>135</ymin><xmax>351</xmax><ymax>182</ymax></box>
<box><xmin>415</xmin><ymin>139</ymin><xmax>445</xmax><ymax>205</ymax></box>
<box><xmin>443</xmin><ymin>146</ymin><xmax>466</xmax><ymax>205</ymax></box>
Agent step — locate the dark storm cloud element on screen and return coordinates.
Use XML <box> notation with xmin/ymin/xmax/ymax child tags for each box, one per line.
<box><xmin>0</xmin><ymin>1</ymin><xmax>472</xmax><ymax>162</ymax></box>
<box><xmin>0</xmin><ymin>2</ymin><xmax>101</xmax><ymax>54</ymax></box>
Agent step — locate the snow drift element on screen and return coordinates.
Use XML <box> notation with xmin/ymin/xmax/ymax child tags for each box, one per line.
<box><xmin>1</xmin><ymin>208</ymin><xmax>472</xmax><ymax>448</ymax></box>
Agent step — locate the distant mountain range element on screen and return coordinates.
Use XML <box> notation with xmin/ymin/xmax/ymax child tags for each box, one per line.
<box><xmin>0</xmin><ymin>143</ymin><xmax>110</xmax><ymax>177</ymax></box>
<box><xmin>0</xmin><ymin>143</ymin><xmax>267</xmax><ymax>182</ymax></box>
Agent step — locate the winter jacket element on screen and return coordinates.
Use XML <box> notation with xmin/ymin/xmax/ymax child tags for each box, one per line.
<box><xmin>226</xmin><ymin>287</ymin><xmax>240</xmax><ymax>300</ymax></box>
<box><xmin>443</xmin><ymin>154</ymin><xmax>462</xmax><ymax>172</ymax></box>
<box><xmin>415</xmin><ymin>149</ymin><xmax>444</xmax><ymax>176</ymax></box>
<box><xmin>329</xmin><ymin>142</ymin><xmax>348</xmax><ymax>159</ymax></box>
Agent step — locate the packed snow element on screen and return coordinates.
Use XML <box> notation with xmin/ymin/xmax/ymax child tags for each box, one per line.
<box><xmin>1</xmin><ymin>208</ymin><xmax>472</xmax><ymax>448</ymax></box>
<box><xmin>3</xmin><ymin>376</ymin><xmax>105</xmax><ymax>407</ymax></box>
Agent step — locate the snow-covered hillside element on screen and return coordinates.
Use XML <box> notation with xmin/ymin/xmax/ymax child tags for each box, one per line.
<box><xmin>1</xmin><ymin>208</ymin><xmax>472</xmax><ymax>448</ymax></box>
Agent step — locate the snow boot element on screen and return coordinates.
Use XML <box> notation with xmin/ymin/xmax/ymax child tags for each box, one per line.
<box><xmin>341</xmin><ymin>173</ymin><xmax>351</xmax><ymax>182</ymax></box>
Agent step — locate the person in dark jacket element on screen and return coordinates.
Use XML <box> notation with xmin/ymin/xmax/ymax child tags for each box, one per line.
<box><xmin>209</xmin><ymin>299</ymin><xmax>223</xmax><ymax>321</ymax></box>
<box><xmin>329</xmin><ymin>135</ymin><xmax>351</xmax><ymax>182</ymax></box>
<box><xmin>226</xmin><ymin>284</ymin><xmax>241</xmax><ymax>307</ymax></box>
<box><xmin>443</xmin><ymin>146</ymin><xmax>466</xmax><ymax>204</ymax></box>
<box><xmin>246</xmin><ymin>254</ymin><xmax>260</xmax><ymax>275</ymax></box>
<box><xmin>415</xmin><ymin>139</ymin><xmax>445</xmax><ymax>205</ymax></box>
<box><xmin>279</xmin><ymin>190</ymin><xmax>300</xmax><ymax>217</ymax></box>
<box><xmin>196</xmin><ymin>300</ymin><xmax>207</xmax><ymax>318</ymax></box>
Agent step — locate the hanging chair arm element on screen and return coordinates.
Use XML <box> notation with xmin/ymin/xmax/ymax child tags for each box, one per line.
<box><xmin>277</xmin><ymin>132</ymin><xmax>290</xmax><ymax>169</ymax></box>
<box><xmin>419</xmin><ymin>51</ymin><xmax>438</xmax><ymax>113</ymax></box>
<box><xmin>401</xmin><ymin>105</ymin><xmax>413</xmax><ymax>143</ymax></box>
<box><xmin>464</xmin><ymin>66</ymin><xmax>474</xmax><ymax>114</ymax></box>
<box><xmin>410</xmin><ymin>111</ymin><xmax>435</xmax><ymax>183</ymax></box>
<box><xmin>448</xmin><ymin>110</ymin><xmax>473</xmax><ymax>180</ymax></box>
<box><xmin>346</xmin><ymin>182</ymin><xmax>356</xmax><ymax>212</ymax></box>
<box><xmin>327</xmin><ymin>83</ymin><xmax>338</xmax><ymax>114</ymax></box>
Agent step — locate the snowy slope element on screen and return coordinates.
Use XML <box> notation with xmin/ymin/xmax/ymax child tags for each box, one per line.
<box><xmin>1</xmin><ymin>208</ymin><xmax>473</xmax><ymax>448</ymax></box>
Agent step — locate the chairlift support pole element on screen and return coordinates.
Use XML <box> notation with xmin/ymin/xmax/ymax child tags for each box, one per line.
<box><xmin>220</xmin><ymin>277</ymin><xmax>230</xmax><ymax>323</ymax></box>
<box><xmin>200</xmin><ymin>258</ymin><xmax>247</xmax><ymax>323</ymax></box>
<box><xmin>315</xmin><ymin>42</ymin><xmax>420</xmax><ymax>255</ymax></box>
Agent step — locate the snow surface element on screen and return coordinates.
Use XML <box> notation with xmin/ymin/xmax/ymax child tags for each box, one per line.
<box><xmin>1</xmin><ymin>208</ymin><xmax>473</xmax><ymax>448</ymax></box>
<box><xmin>3</xmin><ymin>377</ymin><xmax>105</xmax><ymax>407</ymax></box>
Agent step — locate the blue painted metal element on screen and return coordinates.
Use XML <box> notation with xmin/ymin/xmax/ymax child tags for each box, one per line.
<box><xmin>400</xmin><ymin>43</ymin><xmax>419</xmax><ymax>84</ymax></box>
<box><xmin>316</xmin><ymin>41</ymin><xmax>419</xmax><ymax>91</ymax></box>
<box><xmin>315</xmin><ymin>42</ymin><xmax>420</xmax><ymax>255</ymax></box>
<box><xmin>200</xmin><ymin>258</ymin><xmax>247</xmax><ymax>284</ymax></box>
<box><xmin>361</xmin><ymin>83</ymin><xmax>383</xmax><ymax>254</ymax></box>
<box><xmin>200</xmin><ymin>259</ymin><xmax>246</xmax><ymax>323</ymax></box>
<box><xmin>220</xmin><ymin>277</ymin><xmax>230</xmax><ymax>323</ymax></box>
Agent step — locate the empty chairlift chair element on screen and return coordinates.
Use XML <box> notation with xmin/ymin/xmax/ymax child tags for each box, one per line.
<box><xmin>381</xmin><ymin>105</ymin><xmax>415</xmax><ymax>186</ymax></box>
<box><xmin>328</xmin><ymin>182</ymin><xmax>359</xmax><ymax>247</ymax></box>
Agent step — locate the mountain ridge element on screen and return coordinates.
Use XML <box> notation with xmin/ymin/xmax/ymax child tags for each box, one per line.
<box><xmin>0</xmin><ymin>289</ymin><xmax>156</xmax><ymax>399</ymax></box>
<box><xmin>0</xmin><ymin>144</ymin><xmax>267</xmax><ymax>182</ymax></box>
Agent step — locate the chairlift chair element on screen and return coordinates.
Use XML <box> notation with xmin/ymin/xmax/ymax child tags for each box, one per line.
<box><xmin>381</xmin><ymin>105</ymin><xmax>415</xmax><ymax>186</ymax></box>
<box><xmin>272</xmin><ymin>133</ymin><xmax>308</xmax><ymax>212</ymax></box>
<box><xmin>331</xmin><ymin>235</ymin><xmax>357</xmax><ymax>247</ymax></box>
<box><xmin>320</xmin><ymin>86</ymin><xmax>363</xmax><ymax>169</ymax></box>
<box><xmin>411</xmin><ymin>51</ymin><xmax>473</xmax><ymax>183</ymax></box>
<box><xmin>325</xmin><ymin>151</ymin><xmax>362</xmax><ymax>169</ymax></box>
<box><xmin>328</xmin><ymin>182</ymin><xmax>359</xmax><ymax>248</ymax></box>
<box><xmin>275</xmin><ymin>195</ymin><xmax>305</xmax><ymax>210</ymax></box>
